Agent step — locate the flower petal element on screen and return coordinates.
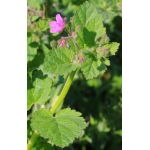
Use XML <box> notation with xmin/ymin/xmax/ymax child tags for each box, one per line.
<box><xmin>50</xmin><ymin>26</ymin><xmax>62</xmax><ymax>33</ymax></box>
<box><xmin>49</xmin><ymin>21</ymin><xmax>57</xmax><ymax>27</ymax></box>
<box><xmin>56</xmin><ymin>14</ymin><xmax>63</xmax><ymax>24</ymax></box>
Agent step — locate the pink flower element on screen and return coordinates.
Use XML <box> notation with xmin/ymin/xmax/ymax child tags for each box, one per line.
<box><xmin>49</xmin><ymin>14</ymin><xmax>65</xmax><ymax>33</ymax></box>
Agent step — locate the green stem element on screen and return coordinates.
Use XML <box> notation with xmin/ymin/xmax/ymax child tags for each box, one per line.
<box><xmin>27</xmin><ymin>130</ymin><xmax>39</xmax><ymax>150</ymax></box>
<box><xmin>41</xmin><ymin>43</ymin><xmax>49</xmax><ymax>55</ymax></box>
<box><xmin>50</xmin><ymin>70</ymin><xmax>76</xmax><ymax>114</ymax></box>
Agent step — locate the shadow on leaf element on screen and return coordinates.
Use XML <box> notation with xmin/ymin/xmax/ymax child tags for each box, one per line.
<box><xmin>27</xmin><ymin>70</ymin><xmax>49</xmax><ymax>90</ymax></box>
<box><xmin>83</xmin><ymin>28</ymin><xmax>96</xmax><ymax>48</ymax></box>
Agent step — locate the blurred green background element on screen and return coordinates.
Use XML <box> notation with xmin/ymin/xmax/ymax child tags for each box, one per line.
<box><xmin>27</xmin><ymin>0</ymin><xmax>122</xmax><ymax>149</ymax></box>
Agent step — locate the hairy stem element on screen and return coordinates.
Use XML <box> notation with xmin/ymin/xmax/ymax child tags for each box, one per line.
<box><xmin>65</xmin><ymin>28</ymin><xmax>80</xmax><ymax>51</ymax></box>
<box><xmin>50</xmin><ymin>70</ymin><xmax>76</xmax><ymax>114</ymax></box>
<box><xmin>27</xmin><ymin>130</ymin><xmax>39</xmax><ymax>150</ymax></box>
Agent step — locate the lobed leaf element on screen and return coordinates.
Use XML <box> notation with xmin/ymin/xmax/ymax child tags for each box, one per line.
<box><xmin>71</xmin><ymin>1</ymin><xmax>105</xmax><ymax>49</ymax></box>
<box><xmin>43</xmin><ymin>47</ymin><xmax>80</xmax><ymax>75</ymax></box>
<box><xmin>27</xmin><ymin>70</ymin><xmax>52</xmax><ymax>110</ymax></box>
<box><xmin>97</xmin><ymin>42</ymin><xmax>120</xmax><ymax>56</ymax></box>
<box><xmin>89</xmin><ymin>0</ymin><xmax>122</xmax><ymax>23</ymax></box>
<box><xmin>109</xmin><ymin>42</ymin><xmax>120</xmax><ymax>55</ymax></box>
<box><xmin>31</xmin><ymin>108</ymin><xmax>87</xmax><ymax>148</ymax></box>
<box><xmin>81</xmin><ymin>52</ymin><xmax>107</xmax><ymax>79</ymax></box>
<box><xmin>37</xmin><ymin>19</ymin><xmax>50</xmax><ymax>31</ymax></box>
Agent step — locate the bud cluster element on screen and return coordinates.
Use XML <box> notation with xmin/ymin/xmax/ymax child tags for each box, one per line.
<box><xmin>96</xmin><ymin>47</ymin><xmax>109</xmax><ymax>58</ymax></box>
<box><xmin>97</xmin><ymin>34</ymin><xmax>110</xmax><ymax>45</ymax></box>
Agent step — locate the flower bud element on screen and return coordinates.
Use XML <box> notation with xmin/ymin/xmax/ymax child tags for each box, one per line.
<box><xmin>57</xmin><ymin>38</ymin><xmax>69</xmax><ymax>48</ymax></box>
<box><xmin>78</xmin><ymin>52</ymin><xmax>85</xmax><ymax>63</ymax></box>
<box><xmin>97</xmin><ymin>34</ymin><xmax>110</xmax><ymax>45</ymax></box>
<box><xmin>50</xmin><ymin>40</ymin><xmax>57</xmax><ymax>48</ymax></box>
<box><xmin>96</xmin><ymin>47</ymin><xmax>109</xmax><ymax>58</ymax></box>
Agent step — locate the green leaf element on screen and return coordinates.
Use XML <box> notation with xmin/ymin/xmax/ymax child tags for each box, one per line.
<box><xmin>31</xmin><ymin>137</ymin><xmax>55</xmax><ymax>150</ymax></box>
<box><xmin>27</xmin><ymin>52</ymin><xmax>45</xmax><ymax>72</ymax></box>
<box><xmin>31</xmin><ymin>16</ymin><xmax>40</xmax><ymax>22</ymax></box>
<box><xmin>27</xmin><ymin>42</ymin><xmax>39</xmax><ymax>62</ymax></box>
<box><xmin>73</xmin><ymin>1</ymin><xmax>99</xmax><ymax>27</ymax></box>
<box><xmin>109</xmin><ymin>42</ymin><xmax>120</xmax><ymax>55</ymax></box>
<box><xmin>31</xmin><ymin>108</ymin><xmax>87</xmax><ymax>148</ymax></box>
<box><xmin>38</xmin><ymin>0</ymin><xmax>46</xmax><ymax>5</ymax></box>
<box><xmin>27</xmin><ymin>70</ymin><xmax>52</xmax><ymax>110</ymax></box>
<box><xmin>85</xmin><ymin>15</ymin><xmax>105</xmax><ymax>39</ymax></box>
<box><xmin>89</xmin><ymin>0</ymin><xmax>122</xmax><ymax>23</ymax></box>
<box><xmin>71</xmin><ymin>1</ymin><xmax>105</xmax><ymax>49</ymax></box>
<box><xmin>43</xmin><ymin>47</ymin><xmax>80</xmax><ymax>75</ymax></box>
<box><xmin>41</xmin><ymin>44</ymin><xmax>50</xmax><ymax>55</ymax></box>
<box><xmin>102</xmin><ymin>58</ymin><xmax>110</xmax><ymax>66</ymax></box>
<box><xmin>28</xmin><ymin>0</ymin><xmax>41</xmax><ymax>10</ymax></box>
<box><xmin>27</xmin><ymin>32</ymin><xmax>40</xmax><ymax>45</ymax></box>
<box><xmin>81</xmin><ymin>52</ymin><xmax>106</xmax><ymax>79</ymax></box>
<box><xmin>67</xmin><ymin>38</ymin><xmax>77</xmax><ymax>52</ymax></box>
<box><xmin>37</xmin><ymin>19</ymin><xmax>50</xmax><ymax>31</ymax></box>
<box><xmin>27</xmin><ymin>32</ymin><xmax>32</xmax><ymax>44</ymax></box>
<box><xmin>96</xmin><ymin>42</ymin><xmax>120</xmax><ymax>58</ymax></box>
